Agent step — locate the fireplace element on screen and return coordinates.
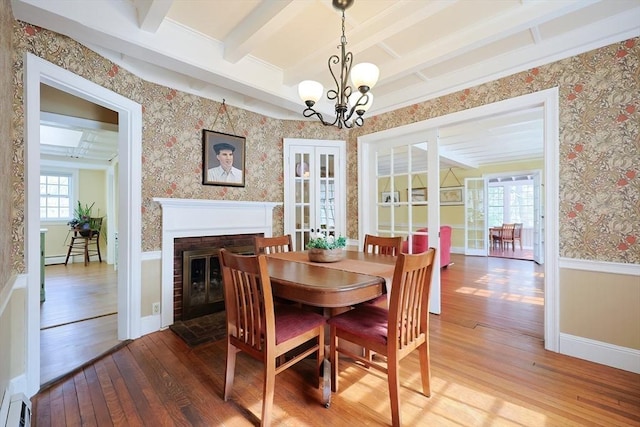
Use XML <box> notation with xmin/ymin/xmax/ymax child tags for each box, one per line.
<box><xmin>176</xmin><ymin>236</ymin><xmax>256</xmax><ymax>321</ymax></box>
<box><xmin>155</xmin><ymin>198</ymin><xmax>281</xmax><ymax>328</ymax></box>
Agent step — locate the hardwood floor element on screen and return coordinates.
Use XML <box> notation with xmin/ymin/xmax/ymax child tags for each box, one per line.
<box><xmin>32</xmin><ymin>254</ymin><xmax>640</xmax><ymax>426</ymax></box>
<box><xmin>488</xmin><ymin>245</ymin><xmax>534</xmax><ymax>261</ymax></box>
<box><xmin>40</xmin><ymin>262</ymin><xmax>121</xmax><ymax>386</ymax></box>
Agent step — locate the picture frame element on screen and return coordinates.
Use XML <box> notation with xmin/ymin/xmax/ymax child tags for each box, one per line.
<box><xmin>409</xmin><ymin>187</ymin><xmax>427</xmax><ymax>202</ymax></box>
<box><xmin>440</xmin><ymin>186</ymin><xmax>464</xmax><ymax>205</ymax></box>
<box><xmin>202</xmin><ymin>129</ymin><xmax>246</xmax><ymax>187</ymax></box>
<box><xmin>381</xmin><ymin>191</ymin><xmax>400</xmax><ymax>204</ymax></box>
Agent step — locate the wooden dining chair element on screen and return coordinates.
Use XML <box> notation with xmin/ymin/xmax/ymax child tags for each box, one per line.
<box><xmin>499</xmin><ymin>223</ymin><xmax>516</xmax><ymax>251</ymax></box>
<box><xmin>328</xmin><ymin>248</ymin><xmax>436</xmax><ymax>427</ymax></box>
<box><xmin>219</xmin><ymin>249</ymin><xmax>325</xmax><ymax>426</ymax></box>
<box><xmin>513</xmin><ymin>223</ymin><xmax>523</xmax><ymax>250</ymax></box>
<box><xmin>363</xmin><ymin>234</ymin><xmax>403</xmax><ymax>256</ymax></box>
<box><xmin>362</xmin><ymin>234</ymin><xmax>402</xmax><ymax>306</ymax></box>
<box><xmin>254</xmin><ymin>234</ymin><xmax>293</xmax><ymax>255</ymax></box>
<box><xmin>490</xmin><ymin>226</ymin><xmax>502</xmax><ymax>249</ymax></box>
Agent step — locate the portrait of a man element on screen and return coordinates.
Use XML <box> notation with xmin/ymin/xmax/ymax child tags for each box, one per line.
<box><xmin>202</xmin><ymin>130</ymin><xmax>246</xmax><ymax>187</ymax></box>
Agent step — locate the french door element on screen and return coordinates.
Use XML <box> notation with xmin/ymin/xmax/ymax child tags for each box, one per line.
<box><xmin>283</xmin><ymin>139</ymin><xmax>346</xmax><ymax>251</ymax></box>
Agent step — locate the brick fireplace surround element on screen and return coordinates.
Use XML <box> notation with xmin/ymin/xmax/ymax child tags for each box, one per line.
<box><xmin>154</xmin><ymin>198</ymin><xmax>281</xmax><ymax>328</ymax></box>
<box><xmin>173</xmin><ymin>233</ymin><xmax>259</xmax><ymax>321</ymax></box>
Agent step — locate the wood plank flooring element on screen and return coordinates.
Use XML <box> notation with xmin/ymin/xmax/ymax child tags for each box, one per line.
<box><xmin>40</xmin><ymin>262</ymin><xmax>121</xmax><ymax>386</ymax></box>
<box><xmin>32</xmin><ymin>254</ymin><xmax>640</xmax><ymax>426</ymax></box>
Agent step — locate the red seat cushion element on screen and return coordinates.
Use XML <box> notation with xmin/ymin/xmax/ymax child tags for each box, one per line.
<box><xmin>274</xmin><ymin>305</ymin><xmax>325</xmax><ymax>345</ymax></box>
<box><xmin>327</xmin><ymin>305</ymin><xmax>388</xmax><ymax>346</ymax></box>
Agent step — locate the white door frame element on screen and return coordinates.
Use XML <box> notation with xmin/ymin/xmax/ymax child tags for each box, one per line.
<box><xmin>283</xmin><ymin>138</ymin><xmax>347</xmax><ymax>248</ymax></box>
<box><xmin>24</xmin><ymin>53</ymin><xmax>143</xmax><ymax>395</ymax></box>
<box><xmin>358</xmin><ymin>88</ymin><xmax>560</xmax><ymax>352</ymax></box>
<box><xmin>483</xmin><ymin>169</ymin><xmax>543</xmax><ymax>258</ymax></box>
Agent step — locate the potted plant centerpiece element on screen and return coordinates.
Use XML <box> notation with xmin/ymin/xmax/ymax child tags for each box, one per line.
<box><xmin>67</xmin><ymin>201</ymin><xmax>95</xmax><ymax>237</ymax></box>
<box><xmin>306</xmin><ymin>229</ymin><xmax>347</xmax><ymax>263</ymax></box>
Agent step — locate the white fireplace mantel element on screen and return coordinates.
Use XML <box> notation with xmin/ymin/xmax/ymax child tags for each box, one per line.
<box><xmin>154</xmin><ymin>198</ymin><xmax>281</xmax><ymax>327</ymax></box>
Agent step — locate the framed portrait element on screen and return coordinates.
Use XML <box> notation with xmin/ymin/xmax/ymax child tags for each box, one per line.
<box><xmin>409</xmin><ymin>187</ymin><xmax>427</xmax><ymax>202</ymax></box>
<box><xmin>381</xmin><ymin>191</ymin><xmax>400</xmax><ymax>204</ymax></box>
<box><xmin>440</xmin><ymin>186</ymin><xmax>464</xmax><ymax>205</ymax></box>
<box><xmin>202</xmin><ymin>129</ymin><xmax>246</xmax><ymax>187</ymax></box>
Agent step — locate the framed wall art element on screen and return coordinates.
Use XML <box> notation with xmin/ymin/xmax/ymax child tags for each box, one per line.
<box><xmin>381</xmin><ymin>191</ymin><xmax>400</xmax><ymax>204</ymax></box>
<box><xmin>440</xmin><ymin>186</ymin><xmax>464</xmax><ymax>205</ymax></box>
<box><xmin>409</xmin><ymin>187</ymin><xmax>427</xmax><ymax>202</ymax></box>
<box><xmin>202</xmin><ymin>129</ymin><xmax>246</xmax><ymax>187</ymax></box>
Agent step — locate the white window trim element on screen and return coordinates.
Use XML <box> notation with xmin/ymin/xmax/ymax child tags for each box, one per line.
<box><xmin>39</xmin><ymin>167</ymin><xmax>79</xmax><ymax>223</ymax></box>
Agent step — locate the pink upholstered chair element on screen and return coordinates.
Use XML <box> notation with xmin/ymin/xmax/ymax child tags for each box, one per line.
<box><xmin>219</xmin><ymin>249</ymin><xmax>326</xmax><ymax>426</ymax></box>
<box><xmin>401</xmin><ymin>226</ymin><xmax>451</xmax><ymax>267</ymax></box>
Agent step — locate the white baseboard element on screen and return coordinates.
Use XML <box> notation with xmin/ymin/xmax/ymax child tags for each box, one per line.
<box><xmin>559</xmin><ymin>333</ymin><xmax>640</xmax><ymax>374</ymax></box>
<box><xmin>44</xmin><ymin>255</ymin><xmax>67</xmax><ymax>265</ymax></box>
<box><xmin>45</xmin><ymin>255</ymin><xmax>113</xmax><ymax>266</ymax></box>
<box><xmin>0</xmin><ymin>373</ymin><xmax>27</xmax><ymax>423</ymax></box>
<box><xmin>140</xmin><ymin>314</ymin><xmax>163</xmax><ymax>336</ymax></box>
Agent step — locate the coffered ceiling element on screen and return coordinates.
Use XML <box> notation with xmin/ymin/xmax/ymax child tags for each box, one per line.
<box><xmin>13</xmin><ymin>0</ymin><xmax>640</xmax><ymax>167</ymax></box>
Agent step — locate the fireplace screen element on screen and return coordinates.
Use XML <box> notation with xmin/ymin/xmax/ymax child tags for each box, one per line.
<box><xmin>182</xmin><ymin>245</ymin><xmax>254</xmax><ymax>320</ymax></box>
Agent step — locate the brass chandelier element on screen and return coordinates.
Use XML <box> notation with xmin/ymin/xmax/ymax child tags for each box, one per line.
<box><xmin>298</xmin><ymin>0</ymin><xmax>379</xmax><ymax>129</ymax></box>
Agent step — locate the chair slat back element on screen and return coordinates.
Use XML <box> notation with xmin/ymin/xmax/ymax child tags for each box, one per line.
<box><xmin>387</xmin><ymin>248</ymin><xmax>436</xmax><ymax>352</ymax></box>
<box><xmin>363</xmin><ymin>234</ymin><xmax>403</xmax><ymax>256</ymax></box>
<box><xmin>513</xmin><ymin>223</ymin><xmax>523</xmax><ymax>238</ymax></box>
<box><xmin>501</xmin><ymin>223</ymin><xmax>516</xmax><ymax>240</ymax></box>
<box><xmin>220</xmin><ymin>249</ymin><xmax>275</xmax><ymax>354</ymax></box>
<box><xmin>254</xmin><ymin>235</ymin><xmax>293</xmax><ymax>255</ymax></box>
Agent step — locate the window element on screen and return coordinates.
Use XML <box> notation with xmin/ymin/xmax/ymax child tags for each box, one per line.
<box><xmin>40</xmin><ymin>172</ymin><xmax>73</xmax><ymax>221</ymax></box>
<box><xmin>488</xmin><ymin>179</ymin><xmax>534</xmax><ymax>228</ymax></box>
<box><xmin>487</xmin><ymin>186</ymin><xmax>504</xmax><ymax>226</ymax></box>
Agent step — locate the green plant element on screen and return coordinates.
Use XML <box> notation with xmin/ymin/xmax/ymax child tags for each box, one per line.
<box><xmin>306</xmin><ymin>229</ymin><xmax>346</xmax><ymax>250</ymax></box>
<box><xmin>67</xmin><ymin>201</ymin><xmax>95</xmax><ymax>229</ymax></box>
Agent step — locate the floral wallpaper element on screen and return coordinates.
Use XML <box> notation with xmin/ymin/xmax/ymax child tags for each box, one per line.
<box><xmin>10</xmin><ymin>20</ymin><xmax>639</xmax><ymax>273</ymax></box>
<box><xmin>0</xmin><ymin>0</ymin><xmax>12</xmax><ymax>293</ymax></box>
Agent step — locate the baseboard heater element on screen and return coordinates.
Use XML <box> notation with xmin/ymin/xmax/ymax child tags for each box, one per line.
<box><xmin>3</xmin><ymin>394</ymin><xmax>30</xmax><ymax>427</ymax></box>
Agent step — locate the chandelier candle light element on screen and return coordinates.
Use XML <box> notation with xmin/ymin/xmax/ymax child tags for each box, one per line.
<box><xmin>298</xmin><ymin>0</ymin><xmax>379</xmax><ymax>129</ymax></box>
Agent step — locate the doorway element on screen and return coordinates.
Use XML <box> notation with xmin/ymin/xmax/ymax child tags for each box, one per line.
<box><xmin>358</xmin><ymin>88</ymin><xmax>560</xmax><ymax>353</ymax></box>
<box><xmin>24</xmin><ymin>53</ymin><xmax>143</xmax><ymax>395</ymax></box>
<box><xmin>38</xmin><ymin>88</ymin><xmax>121</xmax><ymax>384</ymax></box>
<box><xmin>486</xmin><ymin>171</ymin><xmax>540</xmax><ymax>262</ymax></box>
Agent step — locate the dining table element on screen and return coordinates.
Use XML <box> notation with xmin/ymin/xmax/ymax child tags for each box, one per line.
<box><xmin>266</xmin><ymin>249</ymin><xmax>396</xmax><ymax>309</ymax></box>
<box><xmin>265</xmin><ymin>249</ymin><xmax>398</xmax><ymax>407</ymax></box>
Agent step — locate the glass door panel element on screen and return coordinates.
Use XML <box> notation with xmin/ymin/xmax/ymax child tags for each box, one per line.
<box><xmin>284</xmin><ymin>139</ymin><xmax>345</xmax><ymax>251</ymax></box>
<box><xmin>465</xmin><ymin>177</ymin><xmax>486</xmax><ymax>255</ymax></box>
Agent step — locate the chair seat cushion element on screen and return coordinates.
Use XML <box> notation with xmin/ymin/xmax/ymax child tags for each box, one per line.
<box><xmin>327</xmin><ymin>305</ymin><xmax>388</xmax><ymax>346</ymax></box>
<box><xmin>274</xmin><ymin>305</ymin><xmax>325</xmax><ymax>345</ymax></box>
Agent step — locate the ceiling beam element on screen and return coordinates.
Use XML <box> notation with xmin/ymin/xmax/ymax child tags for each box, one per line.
<box><xmin>438</xmin><ymin>146</ymin><xmax>478</xmax><ymax>170</ymax></box>
<box><xmin>283</xmin><ymin>0</ymin><xmax>454</xmax><ymax>85</ymax></box>
<box><xmin>223</xmin><ymin>0</ymin><xmax>303</xmax><ymax>64</ymax></box>
<box><xmin>133</xmin><ymin>0</ymin><xmax>173</xmax><ymax>33</ymax></box>
<box><xmin>378</xmin><ymin>0</ymin><xmax>594</xmax><ymax>83</ymax></box>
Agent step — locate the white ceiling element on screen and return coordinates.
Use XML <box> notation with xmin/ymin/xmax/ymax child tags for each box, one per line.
<box><xmin>40</xmin><ymin>112</ymin><xmax>119</xmax><ymax>166</ymax></box>
<box><xmin>14</xmin><ymin>0</ymin><xmax>640</xmax><ymax>168</ymax></box>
